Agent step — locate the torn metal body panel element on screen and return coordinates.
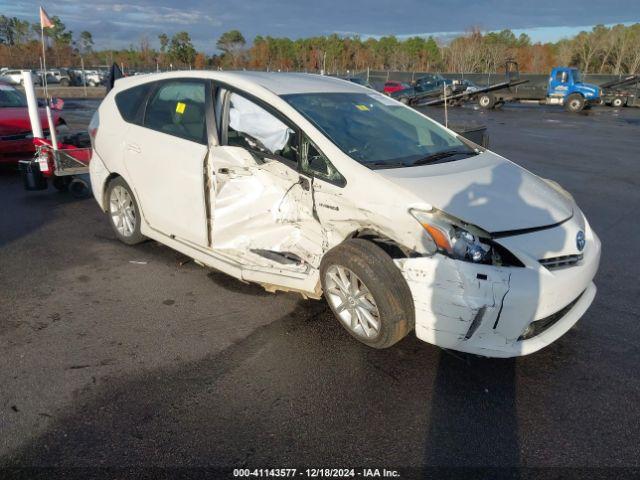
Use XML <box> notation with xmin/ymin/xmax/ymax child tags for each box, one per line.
<box><xmin>209</xmin><ymin>146</ymin><xmax>323</xmax><ymax>267</ymax></box>
<box><xmin>395</xmin><ymin>211</ymin><xmax>601</xmax><ymax>357</ymax></box>
<box><xmin>90</xmin><ymin>70</ymin><xmax>601</xmax><ymax>356</ymax></box>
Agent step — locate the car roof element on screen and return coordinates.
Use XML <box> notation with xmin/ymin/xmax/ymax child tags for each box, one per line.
<box><xmin>115</xmin><ymin>71</ymin><xmax>367</xmax><ymax>96</ymax></box>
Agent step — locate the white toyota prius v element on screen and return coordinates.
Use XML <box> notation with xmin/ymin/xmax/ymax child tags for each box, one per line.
<box><xmin>89</xmin><ymin>71</ymin><xmax>601</xmax><ymax>357</ymax></box>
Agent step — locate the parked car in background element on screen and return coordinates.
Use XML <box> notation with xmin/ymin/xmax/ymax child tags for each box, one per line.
<box><xmin>90</xmin><ymin>71</ymin><xmax>600</xmax><ymax>357</ymax></box>
<box><xmin>45</xmin><ymin>69</ymin><xmax>71</xmax><ymax>86</ymax></box>
<box><xmin>0</xmin><ymin>70</ymin><xmax>41</xmax><ymax>86</ymax></box>
<box><xmin>345</xmin><ymin>77</ymin><xmax>374</xmax><ymax>89</ymax></box>
<box><xmin>383</xmin><ymin>80</ymin><xmax>411</xmax><ymax>94</ymax></box>
<box><xmin>66</xmin><ymin>69</ymin><xmax>105</xmax><ymax>87</ymax></box>
<box><xmin>391</xmin><ymin>74</ymin><xmax>466</xmax><ymax>105</ymax></box>
<box><xmin>84</xmin><ymin>70</ymin><xmax>105</xmax><ymax>87</ymax></box>
<box><xmin>0</xmin><ymin>82</ymin><xmax>66</xmax><ymax>164</ymax></box>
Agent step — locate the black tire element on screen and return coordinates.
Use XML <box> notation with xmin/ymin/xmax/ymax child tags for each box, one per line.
<box><xmin>478</xmin><ymin>92</ymin><xmax>495</xmax><ymax>109</ymax></box>
<box><xmin>52</xmin><ymin>176</ymin><xmax>70</xmax><ymax>192</ymax></box>
<box><xmin>69</xmin><ymin>178</ymin><xmax>91</xmax><ymax>198</ymax></box>
<box><xmin>320</xmin><ymin>239</ymin><xmax>414</xmax><ymax>349</ymax></box>
<box><xmin>565</xmin><ymin>93</ymin><xmax>585</xmax><ymax>112</ymax></box>
<box><xmin>612</xmin><ymin>97</ymin><xmax>624</xmax><ymax>108</ymax></box>
<box><xmin>60</xmin><ymin>78</ymin><xmax>70</xmax><ymax>86</ymax></box>
<box><xmin>106</xmin><ymin>177</ymin><xmax>145</xmax><ymax>245</ymax></box>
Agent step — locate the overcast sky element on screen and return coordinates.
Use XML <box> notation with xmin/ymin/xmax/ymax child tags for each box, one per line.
<box><xmin>3</xmin><ymin>0</ymin><xmax>640</xmax><ymax>52</ymax></box>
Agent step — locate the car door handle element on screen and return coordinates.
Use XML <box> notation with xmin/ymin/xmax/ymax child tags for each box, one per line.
<box><xmin>127</xmin><ymin>143</ymin><xmax>141</xmax><ymax>153</ymax></box>
<box><xmin>217</xmin><ymin>167</ymin><xmax>252</xmax><ymax>177</ymax></box>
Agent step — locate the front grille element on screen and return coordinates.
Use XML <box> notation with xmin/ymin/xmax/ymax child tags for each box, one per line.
<box><xmin>518</xmin><ymin>291</ymin><xmax>585</xmax><ymax>341</ymax></box>
<box><xmin>539</xmin><ymin>254</ymin><xmax>583</xmax><ymax>270</ymax></box>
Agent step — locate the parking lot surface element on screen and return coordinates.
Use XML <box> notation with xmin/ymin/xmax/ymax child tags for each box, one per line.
<box><xmin>1</xmin><ymin>103</ymin><xmax>639</xmax><ymax>476</ymax></box>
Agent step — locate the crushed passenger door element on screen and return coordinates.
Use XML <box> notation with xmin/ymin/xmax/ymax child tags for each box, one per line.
<box><xmin>209</xmin><ymin>146</ymin><xmax>323</xmax><ymax>268</ymax></box>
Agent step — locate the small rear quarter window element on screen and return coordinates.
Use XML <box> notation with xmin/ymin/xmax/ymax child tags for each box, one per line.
<box><xmin>115</xmin><ymin>83</ymin><xmax>151</xmax><ymax>124</ymax></box>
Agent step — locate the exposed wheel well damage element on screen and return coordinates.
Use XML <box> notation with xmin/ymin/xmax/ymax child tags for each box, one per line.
<box><xmin>348</xmin><ymin>229</ymin><xmax>412</xmax><ymax>259</ymax></box>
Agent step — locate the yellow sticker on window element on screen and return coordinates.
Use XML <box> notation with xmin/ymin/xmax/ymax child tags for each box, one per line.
<box><xmin>176</xmin><ymin>102</ymin><xmax>186</xmax><ymax>114</ymax></box>
<box><xmin>355</xmin><ymin>104</ymin><xmax>370</xmax><ymax>111</ymax></box>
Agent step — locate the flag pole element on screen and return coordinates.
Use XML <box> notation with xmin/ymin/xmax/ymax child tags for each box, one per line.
<box><xmin>40</xmin><ymin>23</ymin><xmax>48</xmax><ymax>99</ymax></box>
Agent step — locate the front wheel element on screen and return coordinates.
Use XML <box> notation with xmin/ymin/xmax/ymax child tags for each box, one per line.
<box><xmin>106</xmin><ymin>177</ymin><xmax>145</xmax><ymax>245</ymax></box>
<box><xmin>320</xmin><ymin>239</ymin><xmax>414</xmax><ymax>349</ymax></box>
<box><xmin>565</xmin><ymin>93</ymin><xmax>585</xmax><ymax>112</ymax></box>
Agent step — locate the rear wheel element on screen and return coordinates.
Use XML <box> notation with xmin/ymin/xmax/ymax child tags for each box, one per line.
<box><xmin>320</xmin><ymin>239</ymin><xmax>414</xmax><ymax>349</ymax></box>
<box><xmin>565</xmin><ymin>93</ymin><xmax>585</xmax><ymax>112</ymax></box>
<box><xmin>60</xmin><ymin>78</ymin><xmax>70</xmax><ymax>86</ymax></box>
<box><xmin>478</xmin><ymin>92</ymin><xmax>495</xmax><ymax>109</ymax></box>
<box><xmin>106</xmin><ymin>177</ymin><xmax>145</xmax><ymax>245</ymax></box>
<box><xmin>612</xmin><ymin>97</ymin><xmax>625</xmax><ymax>108</ymax></box>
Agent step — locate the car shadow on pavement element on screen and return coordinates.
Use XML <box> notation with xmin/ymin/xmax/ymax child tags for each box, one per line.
<box><xmin>423</xmin><ymin>352</ymin><xmax>520</xmax><ymax>473</ymax></box>
<box><xmin>1</xmin><ymin>292</ymin><xmax>527</xmax><ymax>472</ymax></box>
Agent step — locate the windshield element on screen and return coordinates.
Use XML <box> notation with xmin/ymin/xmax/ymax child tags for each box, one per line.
<box><xmin>0</xmin><ymin>84</ymin><xmax>27</xmax><ymax>108</ymax></box>
<box><xmin>282</xmin><ymin>92</ymin><xmax>474</xmax><ymax>168</ymax></box>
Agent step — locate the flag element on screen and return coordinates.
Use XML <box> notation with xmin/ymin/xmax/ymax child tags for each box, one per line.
<box><xmin>40</xmin><ymin>6</ymin><xmax>54</xmax><ymax>29</ymax></box>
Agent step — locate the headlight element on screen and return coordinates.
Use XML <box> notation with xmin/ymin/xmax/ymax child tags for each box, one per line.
<box><xmin>409</xmin><ymin>208</ymin><xmax>521</xmax><ymax>267</ymax></box>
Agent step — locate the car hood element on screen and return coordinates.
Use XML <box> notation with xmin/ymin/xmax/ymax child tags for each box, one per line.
<box><xmin>0</xmin><ymin>107</ymin><xmax>57</xmax><ymax>136</ymax></box>
<box><xmin>377</xmin><ymin>151</ymin><xmax>574</xmax><ymax>233</ymax></box>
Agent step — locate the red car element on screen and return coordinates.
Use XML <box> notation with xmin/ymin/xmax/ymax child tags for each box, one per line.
<box><xmin>383</xmin><ymin>80</ymin><xmax>411</xmax><ymax>95</ymax></box>
<box><xmin>0</xmin><ymin>82</ymin><xmax>66</xmax><ymax>164</ymax></box>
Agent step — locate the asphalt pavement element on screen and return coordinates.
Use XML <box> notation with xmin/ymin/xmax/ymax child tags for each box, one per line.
<box><xmin>1</xmin><ymin>102</ymin><xmax>639</xmax><ymax>479</ymax></box>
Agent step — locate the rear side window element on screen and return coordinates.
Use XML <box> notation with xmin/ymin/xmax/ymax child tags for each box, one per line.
<box><xmin>144</xmin><ymin>80</ymin><xmax>207</xmax><ymax>144</ymax></box>
<box><xmin>114</xmin><ymin>84</ymin><xmax>150</xmax><ymax>125</ymax></box>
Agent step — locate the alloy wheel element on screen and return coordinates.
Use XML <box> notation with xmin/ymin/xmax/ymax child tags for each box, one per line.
<box><xmin>325</xmin><ymin>265</ymin><xmax>381</xmax><ymax>339</ymax></box>
<box><xmin>109</xmin><ymin>185</ymin><xmax>136</xmax><ymax>237</ymax></box>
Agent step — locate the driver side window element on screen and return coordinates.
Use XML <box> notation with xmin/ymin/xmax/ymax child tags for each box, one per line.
<box><xmin>225</xmin><ymin>92</ymin><xmax>298</xmax><ymax>163</ymax></box>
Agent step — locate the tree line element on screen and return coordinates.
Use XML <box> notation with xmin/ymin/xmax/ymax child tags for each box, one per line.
<box><xmin>1</xmin><ymin>15</ymin><xmax>639</xmax><ymax>75</ymax></box>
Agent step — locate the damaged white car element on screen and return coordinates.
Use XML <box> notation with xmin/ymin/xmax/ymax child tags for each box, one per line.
<box><xmin>89</xmin><ymin>72</ymin><xmax>600</xmax><ymax>357</ymax></box>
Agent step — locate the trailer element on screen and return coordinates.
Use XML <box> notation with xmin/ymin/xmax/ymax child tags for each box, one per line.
<box><xmin>600</xmin><ymin>74</ymin><xmax>640</xmax><ymax>107</ymax></box>
<box><xmin>17</xmin><ymin>70</ymin><xmax>92</xmax><ymax>197</ymax></box>
<box><xmin>461</xmin><ymin>65</ymin><xmax>601</xmax><ymax>113</ymax></box>
<box><xmin>416</xmin><ymin>62</ymin><xmax>529</xmax><ymax>108</ymax></box>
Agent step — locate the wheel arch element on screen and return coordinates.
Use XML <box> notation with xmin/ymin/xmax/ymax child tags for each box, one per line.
<box><xmin>345</xmin><ymin>228</ymin><xmax>412</xmax><ymax>259</ymax></box>
<box><xmin>101</xmin><ymin>172</ymin><xmax>122</xmax><ymax>212</ymax></box>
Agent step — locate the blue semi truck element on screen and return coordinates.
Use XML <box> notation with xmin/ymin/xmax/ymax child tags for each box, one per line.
<box><xmin>476</xmin><ymin>66</ymin><xmax>602</xmax><ymax>112</ymax></box>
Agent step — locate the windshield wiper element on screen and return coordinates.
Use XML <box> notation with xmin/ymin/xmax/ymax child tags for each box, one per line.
<box><xmin>411</xmin><ymin>149</ymin><xmax>478</xmax><ymax>166</ymax></box>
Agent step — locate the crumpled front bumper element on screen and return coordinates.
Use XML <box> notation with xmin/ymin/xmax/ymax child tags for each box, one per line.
<box><xmin>394</xmin><ymin>219</ymin><xmax>601</xmax><ymax>358</ymax></box>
